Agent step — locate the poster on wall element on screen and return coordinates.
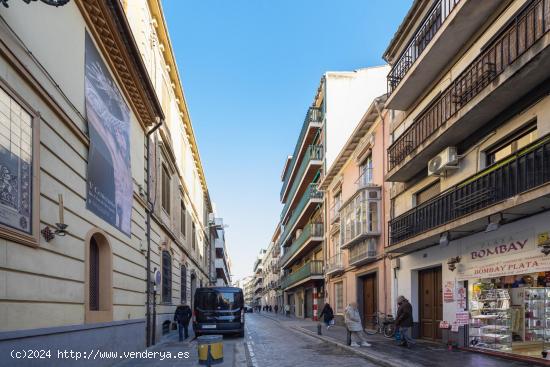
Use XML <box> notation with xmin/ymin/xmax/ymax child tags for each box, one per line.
<box><xmin>84</xmin><ymin>33</ymin><xmax>132</xmax><ymax>237</ymax></box>
<box><xmin>443</xmin><ymin>281</ymin><xmax>455</xmax><ymax>303</ymax></box>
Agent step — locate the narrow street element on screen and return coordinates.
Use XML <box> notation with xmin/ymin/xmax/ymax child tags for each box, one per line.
<box><xmin>244</xmin><ymin>314</ymin><xmax>376</xmax><ymax>367</ymax></box>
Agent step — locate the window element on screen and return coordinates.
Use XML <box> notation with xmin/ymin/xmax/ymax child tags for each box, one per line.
<box><xmin>161</xmin><ymin>165</ymin><xmax>170</xmax><ymax>214</ymax></box>
<box><xmin>359</xmin><ymin>156</ymin><xmax>373</xmax><ymax>186</ymax></box>
<box><xmin>192</xmin><ymin>222</ymin><xmax>196</xmax><ymax>250</ymax></box>
<box><xmin>486</xmin><ymin>126</ymin><xmax>538</xmax><ymax>166</ymax></box>
<box><xmin>0</xmin><ymin>85</ymin><xmax>36</xmax><ymax>238</ymax></box>
<box><xmin>89</xmin><ymin>237</ymin><xmax>100</xmax><ymax>311</ymax></box>
<box><xmin>415</xmin><ymin>181</ymin><xmax>440</xmax><ymax>206</ymax></box>
<box><xmin>335</xmin><ymin>282</ymin><xmax>343</xmax><ymax>314</ymax></box>
<box><xmin>162</xmin><ymin>250</ymin><xmax>172</xmax><ymax>303</ymax></box>
<box><xmin>340</xmin><ymin>189</ymin><xmax>380</xmax><ymax>246</ymax></box>
<box><xmin>180</xmin><ymin>201</ymin><xmax>186</xmax><ymax>236</ymax></box>
<box><xmin>180</xmin><ymin>264</ymin><xmax>187</xmax><ymax>303</ymax></box>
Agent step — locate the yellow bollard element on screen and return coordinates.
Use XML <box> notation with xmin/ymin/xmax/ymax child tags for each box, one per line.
<box><xmin>197</xmin><ymin>335</ymin><xmax>223</xmax><ymax>366</ymax></box>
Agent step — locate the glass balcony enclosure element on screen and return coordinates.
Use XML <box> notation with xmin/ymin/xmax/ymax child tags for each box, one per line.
<box><xmin>340</xmin><ymin>187</ymin><xmax>381</xmax><ymax>249</ymax></box>
<box><xmin>348</xmin><ymin>239</ymin><xmax>377</xmax><ymax>266</ymax></box>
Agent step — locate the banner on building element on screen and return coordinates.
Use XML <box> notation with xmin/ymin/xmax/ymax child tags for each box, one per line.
<box><xmin>85</xmin><ymin>33</ymin><xmax>132</xmax><ymax>237</ymax></box>
<box><xmin>456</xmin><ymin>232</ymin><xmax>550</xmax><ymax>280</ymax></box>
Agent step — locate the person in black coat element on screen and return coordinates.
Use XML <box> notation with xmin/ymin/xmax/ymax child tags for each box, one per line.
<box><xmin>395</xmin><ymin>296</ymin><xmax>415</xmax><ymax>347</ymax></box>
<box><xmin>319</xmin><ymin>303</ymin><xmax>335</xmax><ymax>329</ymax></box>
<box><xmin>174</xmin><ymin>304</ymin><xmax>192</xmax><ymax>341</ymax></box>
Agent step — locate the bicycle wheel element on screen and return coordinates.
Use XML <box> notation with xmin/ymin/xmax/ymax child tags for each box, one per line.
<box><xmin>383</xmin><ymin>324</ymin><xmax>396</xmax><ymax>338</ymax></box>
<box><xmin>365</xmin><ymin>326</ymin><xmax>379</xmax><ymax>335</ymax></box>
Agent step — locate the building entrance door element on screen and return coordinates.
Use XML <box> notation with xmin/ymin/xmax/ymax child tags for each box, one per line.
<box><xmin>362</xmin><ymin>273</ymin><xmax>377</xmax><ymax>329</ymax></box>
<box><xmin>419</xmin><ymin>267</ymin><xmax>443</xmax><ymax>340</ymax></box>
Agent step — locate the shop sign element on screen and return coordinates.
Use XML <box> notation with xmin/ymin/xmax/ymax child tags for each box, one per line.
<box><xmin>451</xmin><ymin>323</ymin><xmax>459</xmax><ymax>332</ymax></box>
<box><xmin>455</xmin><ymin>311</ymin><xmax>469</xmax><ymax>326</ymax></box>
<box><xmin>457</xmin><ymin>233</ymin><xmax>550</xmax><ymax>280</ymax></box>
<box><xmin>439</xmin><ymin>321</ymin><xmax>450</xmax><ymax>329</ymax></box>
<box><xmin>443</xmin><ymin>281</ymin><xmax>455</xmax><ymax>303</ymax></box>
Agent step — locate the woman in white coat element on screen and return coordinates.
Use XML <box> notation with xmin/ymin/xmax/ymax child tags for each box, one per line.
<box><xmin>344</xmin><ymin>302</ymin><xmax>371</xmax><ymax>347</ymax></box>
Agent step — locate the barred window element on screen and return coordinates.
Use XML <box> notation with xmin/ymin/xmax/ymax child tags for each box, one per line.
<box><xmin>161</xmin><ymin>165</ymin><xmax>170</xmax><ymax>214</ymax></box>
<box><xmin>0</xmin><ymin>86</ymin><xmax>34</xmax><ymax>235</ymax></box>
<box><xmin>162</xmin><ymin>250</ymin><xmax>172</xmax><ymax>303</ymax></box>
<box><xmin>180</xmin><ymin>201</ymin><xmax>186</xmax><ymax>236</ymax></box>
<box><xmin>180</xmin><ymin>264</ymin><xmax>187</xmax><ymax>303</ymax></box>
<box><xmin>335</xmin><ymin>282</ymin><xmax>344</xmax><ymax>314</ymax></box>
<box><xmin>192</xmin><ymin>222</ymin><xmax>196</xmax><ymax>250</ymax></box>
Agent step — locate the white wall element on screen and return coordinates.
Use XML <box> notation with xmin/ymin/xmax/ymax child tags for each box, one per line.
<box><xmin>324</xmin><ymin>65</ymin><xmax>389</xmax><ymax>170</ymax></box>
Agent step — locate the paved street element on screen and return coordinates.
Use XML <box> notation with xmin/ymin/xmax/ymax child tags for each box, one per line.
<box><xmin>245</xmin><ymin>314</ymin><xmax>377</xmax><ymax>367</ymax></box>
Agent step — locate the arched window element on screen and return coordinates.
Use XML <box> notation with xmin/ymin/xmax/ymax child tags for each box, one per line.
<box><xmin>181</xmin><ymin>264</ymin><xmax>187</xmax><ymax>304</ymax></box>
<box><xmin>162</xmin><ymin>251</ymin><xmax>172</xmax><ymax>303</ymax></box>
<box><xmin>89</xmin><ymin>237</ymin><xmax>100</xmax><ymax>311</ymax></box>
<box><xmin>85</xmin><ymin>230</ymin><xmax>113</xmax><ymax>323</ymax></box>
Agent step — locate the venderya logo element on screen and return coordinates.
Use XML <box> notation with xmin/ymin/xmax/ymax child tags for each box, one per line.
<box><xmin>471</xmin><ymin>240</ymin><xmax>527</xmax><ymax>260</ymax></box>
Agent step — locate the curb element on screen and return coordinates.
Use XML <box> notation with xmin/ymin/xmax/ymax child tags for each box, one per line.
<box><xmin>290</xmin><ymin>325</ymin><xmax>415</xmax><ymax>367</ymax></box>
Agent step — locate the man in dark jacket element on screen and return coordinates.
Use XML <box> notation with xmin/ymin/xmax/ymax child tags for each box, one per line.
<box><xmin>174</xmin><ymin>304</ymin><xmax>192</xmax><ymax>341</ymax></box>
<box><xmin>319</xmin><ymin>303</ymin><xmax>335</xmax><ymax>329</ymax></box>
<box><xmin>395</xmin><ymin>295</ymin><xmax>415</xmax><ymax>347</ymax></box>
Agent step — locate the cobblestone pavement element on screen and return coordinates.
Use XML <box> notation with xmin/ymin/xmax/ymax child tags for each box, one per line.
<box><xmin>244</xmin><ymin>313</ymin><xmax>377</xmax><ymax>367</ymax></box>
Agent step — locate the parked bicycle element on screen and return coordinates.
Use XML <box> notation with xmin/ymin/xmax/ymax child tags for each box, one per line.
<box><xmin>364</xmin><ymin>312</ymin><xmax>396</xmax><ymax>338</ymax></box>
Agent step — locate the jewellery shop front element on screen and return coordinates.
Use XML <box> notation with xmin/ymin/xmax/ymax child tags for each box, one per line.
<box><xmin>455</xmin><ymin>217</ymin><xmax>550</xmax><ymax>362</ymax></box>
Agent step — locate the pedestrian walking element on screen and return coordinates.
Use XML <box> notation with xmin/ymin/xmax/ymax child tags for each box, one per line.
<box><xmin>173</xmin><ymin>304</ymin><xmax>192</xmax><ymax>341</ymax></box>
<box><xmin>344</xmin><ymin>302</ymin><xmax>371</xmax><ymax>347</ymax></box>
<box><xmin>274</xmin><ymin>304</ymin><xmax>279</xmax><ymax>313</ymax></box>
<box><xmin>319</xmin><ymin>303</ymin><xmax>335</xmax><ymax>329</ymax></box>
<box><xmin>395</xmin><ymin>295</ymin><xmax>415</xmax><ymax>347</ymax></box>
<box><xmin>269</xmin><ymin>305</ymin><xmax>272</xmax><ymax>312</ymax></box>
<box><xmin>284</xmin><ymin>304</ymin><xmax>290</xmax><ymax>317</ymax></box>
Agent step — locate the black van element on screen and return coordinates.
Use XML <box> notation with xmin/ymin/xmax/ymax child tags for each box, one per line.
<box><xmin>193</xmin><ymin>287</ymin><xmax>245</xmax><ymax>337</ymax></box>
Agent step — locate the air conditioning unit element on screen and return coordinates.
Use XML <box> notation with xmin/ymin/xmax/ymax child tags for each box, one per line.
<box><xmin>428</xmin><ymin>147</ymin><xmax>458</xmax><ymax>176</ymax></box>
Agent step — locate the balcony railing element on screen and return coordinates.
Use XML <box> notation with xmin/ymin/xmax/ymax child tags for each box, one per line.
<box><xmin>388</xmin><ymin>0</ymin><xmax>550</xmax><ymax>171</ymax></box>
<box><xmin>280</xmin><ymin>260</ymin><xmax>324</xmax><ymax>289</ymax></box>
<box><xmin>348</xmin><ymin>239</ymin><xmax>377</xmax><ymax>266</ymax></box>
<box><xmin>280</xmin><ymin>183</ymin><xmax>324</xmax><ymax>245</ymax></box>
<box><xmin>280</xmin><ymin>145</ymin><xmax>323</xmax><ymax>221</ymax></box>
<box><xmin>279</xmin><ymin>223</ymin><xmax>324</xmax><ymax>267</ymax></box>
<box><xmin>387</xmin><ymin>0</ymin><xmax>461</xmax><ymax>94</ymax></box>
<box><xmin>325</xmin><ymin>253</ymin><xmax>344</xmax><ymax>275</ymax></box>
<box><xmin>390</xmin><ymin>135</ymin><xmax>550</xmax><ymax>245</ymax></box>
<box><xmin>356</xmin><ymin>168</ymin><xmax>375</xmax><ymax>190</ymax></box>
<box><xmin>281</xmin><ymin>107</ymin><xmax>324</xmax><ymax>199</ymax></box>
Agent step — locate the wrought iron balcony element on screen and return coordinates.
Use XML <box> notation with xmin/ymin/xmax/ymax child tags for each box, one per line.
<box><xmin>348</xmin><ymin>239</ymin><xmax>377</xmax><ymax>267</ymax></box>
<box><xmin>388</xmin><ymin>0</ymin><xmax>550</xmax><ymax>173</ymax></box>
<box><xmin>390</xmin><ymin>135</ymin><xmax>550</xmax><ymax>245</ymax></box>
<box><xmin>279</xmin><ymin>223</ymin><xmax>323</xmax><ymax>268</ymax></box>
<box><xmin>280</xmin><ymin>145</ymin><xmax>323</xmax><ymax>222</ymax></box>
<box><xmin>325</xmin><ymin>253</ymin><xmax>344</xmax><ymax>276</ymax></box>
<box><xmin>280</xmin><ymin>260</ymin><xmax>324</xmax><ymax>290</ymax></box>
<box><xmin>387</xmin><ymin>0</ymin><xmax>462</xmax><ymax>95</ymax></box>
<box><xmin>279</xmin><ymin>183</ymin><xmax>323</xmax><ymax>246</ymax></box>
<box><xmin>280</xmin><ymin>107</ymin><xmax>324</xmax><ymax>201</ymax></box>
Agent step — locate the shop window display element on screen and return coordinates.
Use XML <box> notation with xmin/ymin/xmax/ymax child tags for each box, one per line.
<box><xmin>468</xmin><ymin>273</ymin><xmax>550</xmax><ymax>360</ymax></box>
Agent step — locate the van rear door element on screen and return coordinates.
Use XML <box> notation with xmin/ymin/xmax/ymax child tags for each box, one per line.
<box><xmin>195</xmin><ymin>289</ymin><xmax>243</xmax><ymax>324</ymax></box>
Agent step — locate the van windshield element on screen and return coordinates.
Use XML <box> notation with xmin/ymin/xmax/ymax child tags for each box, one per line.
<box><xmin>196</xmin><ymin>290</ymin><xmax>243</xmax><ymax>311</ymax></box>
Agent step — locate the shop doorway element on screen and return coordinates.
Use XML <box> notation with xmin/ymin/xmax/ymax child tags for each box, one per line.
<box><xmin>305</xmin><ymin>289</ymin><xmax>313</xmax><ymax>318</ymax></box>
<box><xmin>362</xmin><ymin>273</ymin><xmax>378</xmax><ymax>329</ymax></box>
<box><xmin>419</xmin><ymin>267</ymin><xmax>443</xmax><ymax>340</ymax></box>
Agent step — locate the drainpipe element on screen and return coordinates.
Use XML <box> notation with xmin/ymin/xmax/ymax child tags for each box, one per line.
<box><xmin>146</xmin><ymin>117</ymin><xmax>163</xmax><ymax>347</ymax></box>
<box><xmin>373</xmin><ymin>98</ymin><xmax>388</xmax><ymax>314</ymax></box>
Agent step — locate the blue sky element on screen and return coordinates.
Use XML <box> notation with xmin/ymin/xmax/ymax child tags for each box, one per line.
<box><xmin>162</xmin><ymin>0</ymin><xmax>412</xmax><ymax>281</ymax></box>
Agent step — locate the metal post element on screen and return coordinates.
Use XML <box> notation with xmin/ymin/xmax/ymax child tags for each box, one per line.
<box><xmin>347</xmin><ymin>330</ymin><xmax>351</xmax><ymax>346</ymax></box>
<box><xmin>317</xmin><ymin>323</ymin><xmax>322</xmax><ymax>335</ymax></box>
<box><xmin>145</xmin><ymin>118</ymin><xmax>163</xmax><ymax>347</ymax></box>
<box><xmin>152</xmin><ymin>284</ymin><xmax>157</xmax><ymax>346</ymax></box>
